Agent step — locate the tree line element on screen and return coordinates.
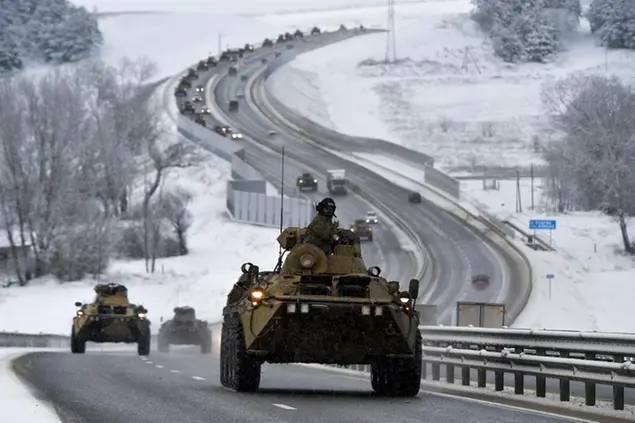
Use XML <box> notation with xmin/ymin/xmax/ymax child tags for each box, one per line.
<box><xmin>0</xmin><ymin>59</ymin><xmax>196</xmax><ymax>286</ymax></box>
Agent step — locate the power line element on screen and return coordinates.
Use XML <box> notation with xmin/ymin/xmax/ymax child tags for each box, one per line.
<box><xmin>385</xmin><ymin>0</ymin><xmax>396</xmax><ymax>63</ymax></box>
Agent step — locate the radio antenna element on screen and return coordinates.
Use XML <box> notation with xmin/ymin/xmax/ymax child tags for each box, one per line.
<box><xmin>279</xmin><ymin>146</ymin><xmax>285</xmax><ymax>234</ymax></box>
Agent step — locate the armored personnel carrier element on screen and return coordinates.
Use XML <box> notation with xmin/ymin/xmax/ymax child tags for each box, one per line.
<box><xmin>71</xmin><ymin>283</ymin><xmax>151</xmax><ymax>355</ymax></box>
<box><xmin>158</xmin><ymin>306</ymin><xmax>212</xmax><ymax>354</ymax></box>
<box><xmin>220</xmin><ymin>226</ymin><xmax>422</xmax><ymax>396</ymax></box>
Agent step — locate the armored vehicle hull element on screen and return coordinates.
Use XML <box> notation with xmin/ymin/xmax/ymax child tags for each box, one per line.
<box><xmin>220</xmin><ymin>230</ymin><xmax>422</xmax><ymax>396</ymax></box>
<box><xmin>71</xmin><ymin>311</ymin><xmax>150</xmax><ymax>355</ymax></box>
<box><xmin>158</xmin><ymin>322</ymin><xmax>211</xmax><ymax>353</ymax></box>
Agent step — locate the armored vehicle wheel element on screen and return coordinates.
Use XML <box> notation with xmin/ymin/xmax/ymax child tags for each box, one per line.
<box><xmin>158</xmin><ymin>335</ymin><xmax>169</xmax><ymax>353</ymax></box>
<box><xmin>370</xmin><ymin>330</ymin><xmax>421</xmax><ymax>396</ymax></box>
<box><xmin>220</xmin><ymin>313</ymin><xmax>261</xmax><ymax>391</ymax></box>
<box><xmin>201</xmin><ymin>331</ymin><xmax>212</xmax><ymax>354</ymax></box>
<box><xmin>70</xmin><ymin>327</ymin><xmax>86</xmax><ymax>354</ymax></box>
<box><xmin>137</xmin><ymin>328</ymin><xmax>151</xmax><ymax>356</ymax></box>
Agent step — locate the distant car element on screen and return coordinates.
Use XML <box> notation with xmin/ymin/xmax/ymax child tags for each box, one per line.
<box><xmin>228</xmin><ymin>100</ymin><xmax>239</xmax><ymax>111</ymax></box>
<box><xmin>296</xmin><ymin>172</ymin><xmax>318</xmax><ymax>191</ymax></box>
<box><xmin>229</xmin><ymin>130</ymin><xmax>244</xmax><ymax>140</ymax></box>
<box><xmin>195</xmin><ymin>85</ymin><xmax>205</xmax><ymax>93</ymax></box>
<box><xmin>294</xmin><ymin>29</ymin><xmax>303</xmax><ymax>38</ymax></box>
<box><xmin>192</xmin><ymin>94</ymin><xmax>203</xmax><ymax>103</ymax></box>
<box><xmin>179</xmin><ymin>78</ymin><xmax>191</xmax><ymax>88</ymax></box>
<box><xmin>240</xmin><ymin>74</ymin><xmax>248</xmax><ymax>81</ymax></box>
<box><xmin>206</xmin><ymin>56</ymin><xmax>217</xmax><ymax>67</ymax></box>
<box><xmin>471</xmin><ymin>274</ymin><xmax>491</xmax><ymax>290</ymax></box>
<box><xmin>213</xmin><ymin>125</ymin><xmax>231</xmax><ymax>136</ymax></box>
<box><xmin>228</xmin><ymin>67</ymin><xmax>237</xmax><ymax>76</ymax></box>
<box><xmin>174</xmin><ymin>87</ymin><xmax>187</xmax><ymax>97</ymax></box>
<box><xmin>350</xmin><ymin>219</ymin><xmax>373</xmax><ymax>242</ymax></box>
<box><xmin>180</xmin><ymin>101</ymin><xmax>195</xmax><ymax>115</ymax></box>
<box><xmin>339</xmin><ymin>24</ymin><xmax>347</xmax><ymax>31</ymax></box>
<box><xmin>311</xmin><ymin>26</ymin><xmax>321</xmax><ymax>35</ymax></box>
<box><xmin>409</xmin><ymin>192</ymin><xmax>422</xmax><ymax>203</ymax></box>
<box><xmin>199</xmin><ymin>106</ymin><xmax>211</xmax><ymax>114</ymax></box>
<box><xmin>263</xmin><ymin>38</ymin><xmax>274</xmax><ymax>47</ymax></box>
<box><xmin>277</xmin><ymin>34</ymin><xmax>285</xmax><ymax>43</ymax></box>
<box><xmin>365</xmin><ymin>211</ymin><xmax>378</xmax><ymax>224</ymax></box>
<box><xmin>244</xmin><ymin>43</ymin><xmax>254</xmax><ymax>52</ymax></box>
<box><xmin>186</xmin><ymin>68</ymin><xmax>198</xmax><ymax>79</ymax></box>
<box><xmin>268</xmin><ymin>130</ymin><xmax>277</xmax><ymax>137</ymax></box>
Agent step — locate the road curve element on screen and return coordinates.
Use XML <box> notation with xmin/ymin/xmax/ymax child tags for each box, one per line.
<box><xmin>13</xmin><ymin>346</ymin><xmax>584</xmax><ymax>423</ymax></box>
<box><xmin>212</xmin><ymin>32</ymin><xmax>516</xmax><ymax>325</ymax></box>
<box><xmin>176</xmin><ymin>36</ymin><xmax>414</xmax><ymax>284</ymax></box>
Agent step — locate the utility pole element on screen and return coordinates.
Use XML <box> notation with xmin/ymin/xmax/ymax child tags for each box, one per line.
<box><xmin>218</xmin><ymin>34</ymin><xmax>222</xmax><ymax>56</ymax></box>
<box><xmin>385</xmin><ymin>0</ymin><xmax>396</xmax><ymax>63</ymax></box>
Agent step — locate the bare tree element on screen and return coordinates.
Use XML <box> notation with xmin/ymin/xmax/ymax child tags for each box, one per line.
<box><xmin>160</xmin><ymin>187</ymin><xmax>192</xmax><ymax>256</ymax></box>
<box><xmin>541</xmin><ymin>74</ymin><xmax>635</xmax><ymax>253</ymax></box>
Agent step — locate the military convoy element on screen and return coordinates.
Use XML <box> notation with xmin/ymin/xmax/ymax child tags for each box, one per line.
<box><xmin>296</xmin><ymin>172</ymin><xmax>318</xmax><ymax>191</ymax></box>
<box><xmin>220</xmin><ymin>225</ymin><xmax>422</xmax><ymax>396</ymax></box>
<box><xmin>326</xmin><ymin>169</ymin><xmax>348</xmax><ymax>195</ymax></box>
<box><xmin>158</xmin><ymin>306</ymin><xmax>212</xmax><ymax>354</ymax></box>
<box><xmin>71</xmin><ymin>283</ymin><xmax>151</xmax><ymax>355</ymax></box>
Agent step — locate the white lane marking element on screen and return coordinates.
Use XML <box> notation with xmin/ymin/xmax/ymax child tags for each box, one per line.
<box><xmin>171</xmin><ymin>370</ymin><xmax>181</xmax><ymax>373</ymax></box>
<box><xmin>192</xmin><ymin>376</ymin><xmax>206</xmax><ymax>380</ymax></box>
<box><xmin>155</xmin><ymin>365</ymin><xmax>164</xmax><ymax>368</ymax></box>
<box><xmin>140</xmin><ymin>357</ymin><xmax>148</xmax><ymax>360</ymax></box>
<box><xmin>272</xmin><ymin>403</ymin><xmax>297</xmax><ymax>410</ymax></box>
<box><xmin>145</xmin><ymin>361</ymin><xmax>153</xmax><ymax>364</ymax></box>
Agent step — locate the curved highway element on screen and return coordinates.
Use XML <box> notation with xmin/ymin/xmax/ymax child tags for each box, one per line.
<box><xmin>14</xmin><ymin>345</ymin><xmax>584</xmax><ymax>423</ymax></box>
<box><xmin>179</xmin><ymin>35</ymin><xmax>415</xmax><ymax>285</ymax></box>
<box><xmin>209</xmin><ymin>32</ymin><xmax>518</xmax><ymax>325</ymax></box>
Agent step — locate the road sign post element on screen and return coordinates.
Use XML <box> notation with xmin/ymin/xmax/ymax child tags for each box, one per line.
<box><xmin>529</xmin><ymin>219</ymin><xmax>557</xmax><ymax>247</ymax></box>
<box><xmin>546</xmin><ymin>273</ymin><xmax>554</xmax><ymax>300</ymax></box>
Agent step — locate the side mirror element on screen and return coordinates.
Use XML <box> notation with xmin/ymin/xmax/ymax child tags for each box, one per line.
<box><xmin>74</xmin><ymin>302</ymin><xmax>82</xmax><ymax>307</ymax></box>
<box><xmin>137</xmin><ymin>306</ymin><xmax>147</xmax><ymax>314</ymax></box>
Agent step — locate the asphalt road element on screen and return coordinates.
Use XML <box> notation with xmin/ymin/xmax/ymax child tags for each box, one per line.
<box><xmin>205</xmin><ymin>32</ymin><xmax>515</xmax><ymax>325</ymax></box>
<box><xmin>13</xmin><ymin>346</ymin><xmax>587</xmax><ymax>423</ymax></box>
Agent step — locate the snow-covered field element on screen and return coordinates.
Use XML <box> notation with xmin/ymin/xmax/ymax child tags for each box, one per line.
<box><xmin>266</xmin><ymin>0</ymin><xmax>635</xmax><ymax>172</ymax></box>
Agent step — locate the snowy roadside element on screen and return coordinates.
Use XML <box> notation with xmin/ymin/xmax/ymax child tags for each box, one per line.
<box><xmin>0</xmin><ymin>348</ymin><xmax>62</xmax><ymax>423</ymax></box>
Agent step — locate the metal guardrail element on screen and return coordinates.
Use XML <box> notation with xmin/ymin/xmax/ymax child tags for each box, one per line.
<box><xmin>0</xmin><ymin>332</ymin><xmax>70</xmax><ymax>348</ymax></box>
<box><xmin>165</xmin><ymin>49</ymin><xmax>313</xmax><ymax>228</ymax></box>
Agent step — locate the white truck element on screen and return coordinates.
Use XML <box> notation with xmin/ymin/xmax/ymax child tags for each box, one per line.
<box><xmin>326</xmin><ymin>169</ymin><xmax>348</xmax><ymax>195</ymax></box>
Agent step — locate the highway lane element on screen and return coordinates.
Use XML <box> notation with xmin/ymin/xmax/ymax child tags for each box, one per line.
<box><xmin>13</xmin><ymin>347</ymin><xmax>587</xmax><ymax>423</ymax></box>
<box><xmin>211</xmin><ymin>36</ymin><xmax>512</xmax><ymax>325</ymax></box>
<box><xmin>177</xmin><ymin>39</ymin><xmax>409</xmax><ymax>282</ymax></box>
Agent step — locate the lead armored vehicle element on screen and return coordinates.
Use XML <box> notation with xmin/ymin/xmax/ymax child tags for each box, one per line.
<box><xmin>71</xmin><ymin>283</ymin><xmax>151</xmax><ymax>355</ymax></box>
<box><xmin>220</xmin><ymin>226</ymin><xmax>422</xmax><ymax>396</ymax></box>
<box><xmin>158</xmin><ymin>306</ymin><xmax>212</xmax><ymax>354</ymax></box>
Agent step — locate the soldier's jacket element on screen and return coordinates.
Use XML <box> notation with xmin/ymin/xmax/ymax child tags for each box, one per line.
<box><xmin>303</xmin><ymin>215</ymin><xmax>339</xmax><ymax>253</ymax></box>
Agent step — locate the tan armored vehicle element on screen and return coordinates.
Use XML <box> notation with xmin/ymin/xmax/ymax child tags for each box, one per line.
<box><xmin>158</xmin><ymin>306</ymin><xmax>212</xmax><ymax>354</ymax></box>
<box><xmin>71</xmin><ymin>283</ymin><xmax>151</xmax><ymax>355</ymax></box>
<box><xmin>220</xmin><ymin>227</ymin><xmax>422</xmax><ymax>396</ymax></box>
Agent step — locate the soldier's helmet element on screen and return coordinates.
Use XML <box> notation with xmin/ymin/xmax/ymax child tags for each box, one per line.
<box><xmin>316</xmin><ymin>197</ymin><xmax>336</xmax><ymax>217</ymax></box>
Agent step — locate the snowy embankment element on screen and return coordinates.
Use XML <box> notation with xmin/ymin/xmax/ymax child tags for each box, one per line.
<box><xmin>0</xmin><ymin>348</ymin><xmax>61</xmax><ymax>422</ymax></box>
<box><xmin>263</xmin><ymin>0</ymin><xmax>635</xmax><ymax>173</ymax></box>
<box><xmin>262</xmin><ymin>1</ymin><xmax>635</xmax><ymax>332</ymax></box>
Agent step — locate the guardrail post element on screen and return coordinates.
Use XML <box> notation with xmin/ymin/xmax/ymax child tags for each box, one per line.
<box><xmin>431</xmin><ymin>360</ymin><xmax>440</xmax><ymax>381</ymax></box>
<box><xmin>613</xmin><ymin>354</ymin><xmax>625</xmax><ymax>410</ymax></box>
<box><xmin>584</xmin><ymin>352</ymin><xmax>596</xmax><ymax>406</ymax></box>
<box><xmin>461</xmin><ymin>365</ymin><xmax>470</xmax><ymax>386</ymax></box>
<box><xmin>514</xmin><ymin>347</ymin><xmax>524</xmax><ymax>395</ymax></box>
<box><xmin>559</xmin><ymin>351</ymin><xmax>570</xmax><ymax>402</ymax></box>
<box><xmin>494</xmin><ymin>347</ymin><xmax>504</xmax><ymax>391</ymax></box>
<box><xmin>445</xmin><ymin>362</ymin><xmax>455</xmax><ymax>384</ymax></box>
<box><xmin>477</xmin><ymin>368</ymin><xmax>486</xmax><ymax>388</ymax></box>
<box><xmin>535</xmin><ymin>348</ymin><xmax>546</xmax><ymax>398</ymax></box>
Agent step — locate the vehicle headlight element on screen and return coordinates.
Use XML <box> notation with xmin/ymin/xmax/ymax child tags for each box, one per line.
<box><xmin>76</xmin><ymin>311</ymin><xmax>84</xmax><ymax>317</ymax></box>
<box><xmin>138</xmin><ymin>313</ymin><xmax>146</xmax><ymax>319</ymax></box>
<box><xmin>313</xmin><ymin>179</ymin><xmax>317</xmax><ymax>183</ymax></box>
<box><xmin>299</xmin><ymin>179</ymin><xmax>303</xmax><ymax>183</ymax></box>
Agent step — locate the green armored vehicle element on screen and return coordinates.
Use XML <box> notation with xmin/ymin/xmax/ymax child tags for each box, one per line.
<box><xmin>220</xmin><ymin>227</ymin><xmax>422</xmax><ymax>396</ymax></box>
<box><xmin>71</xmin><ymin>283</ymin><xmax>151</xmax><ymax>355</ymax></box>
<box><xmin>158</xmin><ymin>306</ymin><xmax>212</xmax><ymax>354</ymax></box>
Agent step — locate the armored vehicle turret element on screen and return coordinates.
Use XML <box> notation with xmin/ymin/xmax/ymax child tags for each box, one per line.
<box><xmin>220</xmin><ymin>226</ymin><xmax>422</xmax><ymax>396</ymax></box>
<box><xmin>71</xmin><ymin>283</ymin><xmax>151</xmax><ymax>355</ymax></box>
<box><xmin>158</xmin><ymin>306</ymin><xmax>212</xmax><ymax>354</ymax></box>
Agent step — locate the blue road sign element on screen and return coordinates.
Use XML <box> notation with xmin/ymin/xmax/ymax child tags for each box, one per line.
<box><xmin>529</xmin><ymin>219</ymin><xmax>556</xmax><ymax>230</ymax></box>
<box><xmin>546</xmin><ymin>274</ymin><xmax>554</xmax><ymax>279</ymax></box>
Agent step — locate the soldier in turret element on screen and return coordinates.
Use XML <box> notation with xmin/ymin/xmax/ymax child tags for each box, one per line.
<box><xmin>302</xmin><ymin>197</ymin><xmax>340</xmax><ymax>255</ymax></box>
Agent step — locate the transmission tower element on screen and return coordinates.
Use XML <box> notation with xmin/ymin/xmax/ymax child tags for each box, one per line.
<box><xmin>385</xmin><ymin>0</ymin><xmax>396</xmax><ymax>63</ymax></box>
